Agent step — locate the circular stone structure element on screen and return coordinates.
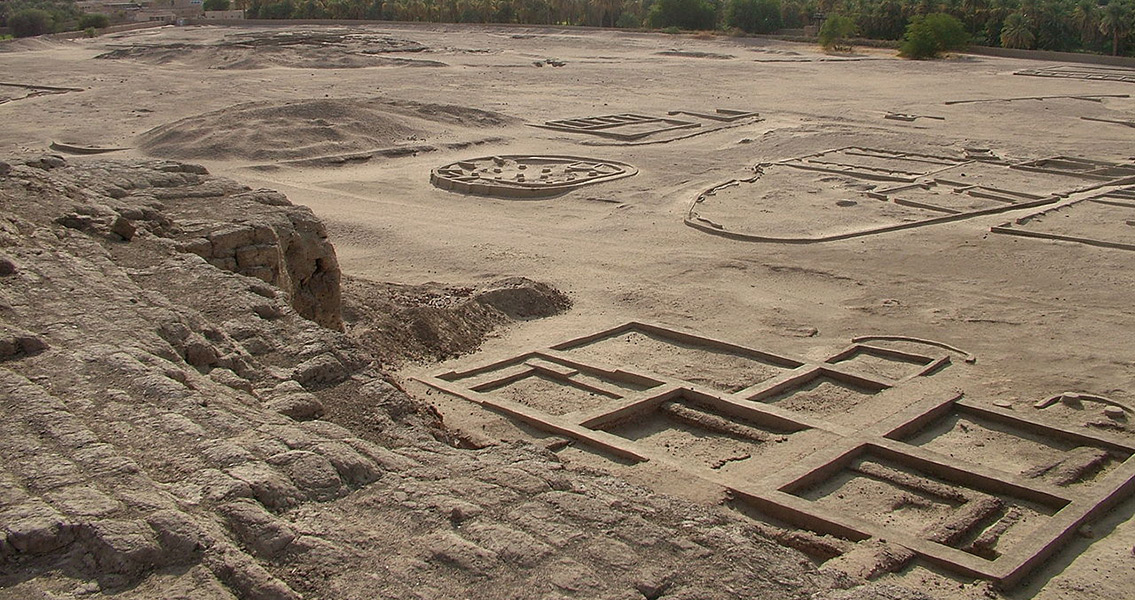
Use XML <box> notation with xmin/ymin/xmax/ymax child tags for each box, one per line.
<box><xmin>430</xmin><ymin>155</ymin><xmax>637</xmax><ymax>198</ymax></box>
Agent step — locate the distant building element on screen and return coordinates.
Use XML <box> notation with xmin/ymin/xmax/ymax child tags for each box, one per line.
<box><xmin>75</xmin><ymin>0</ymin><xmax>206</xmax><ymax>22</ymax></box>
<box><xmin>132</xmin><ymin>0</ymin><xmax>204</xmax><ymax>22</ymax></box>
<box><xmin>75</xmin><ymin>0</ymin><xmax>143</xmax><ymax>23</ymax></box>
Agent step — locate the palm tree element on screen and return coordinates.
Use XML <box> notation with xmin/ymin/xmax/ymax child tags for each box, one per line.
<box><xmin>1073</xmin><ymin>0</ymin><xmax>1099</xmax><ymax>45</ymax></box>
<box><xmin>1000</xmin><ymin>11</ymin><xmax>1036</xmax><ymax>47</ymax></box>
<box><xmin>1099</xmin><ymin>0</ymin><xmax>1131</xmax><ymax>55</ymax></box>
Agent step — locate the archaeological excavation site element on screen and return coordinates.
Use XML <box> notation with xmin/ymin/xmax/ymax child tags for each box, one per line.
<box><xmin>0</xmin><ymin>19</ymin><xmax>1133</xmax><ymax>600</ymax></box>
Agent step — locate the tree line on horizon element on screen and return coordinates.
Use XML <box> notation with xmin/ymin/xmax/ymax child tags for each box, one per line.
<box><xmin>237</xmin><ymin>0</ymin><xmax>1134</xmax><ymax>56</ymax></box>
<box><xmin>2</xmin><ymin>0</ymin><xmax>1132</xmax><ymax>56</ymax></box>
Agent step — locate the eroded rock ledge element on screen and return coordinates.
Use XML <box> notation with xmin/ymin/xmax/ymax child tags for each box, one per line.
<box><xmin>0</xmin><ymin>157</ymin><xmax>920</xmax><ymax>600</ymax></box>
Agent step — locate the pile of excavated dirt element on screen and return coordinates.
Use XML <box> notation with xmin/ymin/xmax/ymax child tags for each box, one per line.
<box><xmin>137</xmin><ymin>98</ymin><xmax>515</xmax><ymax>162</ymax></box>
<box><xmin>95</xmin><ymin>29</ymin><xmax>444</xmax><ymax>69</ymax></box>
<box><xmin>342</xmin><ymin>276</ymin><xmax>572</xmax><ymax>364</ymax></box>
<box><xmin>0</xmin><ymin>157</ymin><xmax>911</xmax><ymax>600</ymax></box>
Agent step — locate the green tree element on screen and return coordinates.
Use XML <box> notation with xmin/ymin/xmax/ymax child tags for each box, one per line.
<box><xmin>77</xmin><ymin>12</ymin><xmax>108</xmax><ymax>28</ymax></box>
<box><xmin>1000</xmin><ymin>11</ymin><xmax>1036</xmax><ymax>46</ymax></box>
<box><xmin>1073</xmin><ymin>0</ymin><xmax>1099</xmax><ymax>45</ymax></box>
<box><xmin>900</xmin><ymin>12</ymin><xmax>968</xmax><ymax>57</ymax></box>
<box><xmin>648</xmin><ymin>0</ymin><xmax>716</xmax><ymax>29</ymax></box>
<box><xmin>726</xmin><ymin>0</ymin><xmax>781</xmax><ymax>32</ymax></box>
<box><xmin>9</xmin><ymin>8</ymin><xmax>54</xmax><ymax>36</ymax></box>
<box><xmin>1099</xmin><ymin>0</ymin><xmax>1131</xmax><ymax>55</ymax></box>
<box><xmin>818</xmin><ymin>13</ymin><xmax>857</xmax><ymax>50</ymax></box>
<box><xmin>203</xmin><ymin>0</ymin><xmax>232</xmax><ymax>10</ymax></box>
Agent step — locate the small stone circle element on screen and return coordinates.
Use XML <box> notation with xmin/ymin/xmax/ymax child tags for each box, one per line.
<box><xmin>430</xmin><ymin>155</ymin><xmax>637</xmax><ymax>199</ymax></box>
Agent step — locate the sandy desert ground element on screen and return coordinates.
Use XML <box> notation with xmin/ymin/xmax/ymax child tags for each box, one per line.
<box><xmin>2</xmin><ymin>22</ymin><xmax>1134</xmax><ymax>599</ymax></box>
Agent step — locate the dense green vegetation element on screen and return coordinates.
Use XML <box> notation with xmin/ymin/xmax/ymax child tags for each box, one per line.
<box><xmin>818</xmin><ymin>12</ymin><xmax>857</xmax><ymax>48</ymax></box>
<box><xmin>234</xmin><ymin>0</ymin><xmax>1135</xmax><ymax>56</ymax></box>
<box><xmin>1</xmin><ymin>0</ymin><xmax>112</xmax><ymax>37</ymax></box>
<box><xmin>899</xmin><ymin>12</ymin><xmax>968</xmax><ymax>57</ymax></box>
<box><xmin>78</xmin><ymin>12</ymin><xmax>110</xmax><ymax>28</ymax></box>
<box><xmin>725</xmin><ymin>0</ymin><xmax>782</xmax><ymax>32</ymax></box>
<box><xmin>1</xmin><ymin>0</ymin><xmax>82</xmax><ymax>36</ymax></box>
<box><xmin>0</xmin><ymin>0</ymin><xmax>1127</xmax><ymax>57</ymax></box>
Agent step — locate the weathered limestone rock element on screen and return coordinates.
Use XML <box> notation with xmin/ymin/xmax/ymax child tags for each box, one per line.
<box><xmin>0</xmin><ymin>158</ymin><xmax>915</xmax><ymax>600</ymax></box>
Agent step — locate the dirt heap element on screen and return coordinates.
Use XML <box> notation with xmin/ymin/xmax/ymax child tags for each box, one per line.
<box><xmin>95</xmin><ymin>29</ymin><xmax>443</xmax><ymax>70</ymax></box>
<box><xmin>137</xmin><ymin>98</ymin><xmax>515</xmax><ymax>163</ymax></box>
<box><xmin>0</xmin><ymin>158</ymin><xmax>914</xmax><ymax>600</ymax></box>
<box><xmin>343</xmin><ymin>276</ymin><xmax>572</xmax><ymax>364</ymax></box>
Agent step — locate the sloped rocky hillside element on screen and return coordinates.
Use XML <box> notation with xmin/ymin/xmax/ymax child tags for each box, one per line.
<box><xmin>0</xmin><ymin>157</ymin><xmax>920</xmax><ymax>600</ymax></box>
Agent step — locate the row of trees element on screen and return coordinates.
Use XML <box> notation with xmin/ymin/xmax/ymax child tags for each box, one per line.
<box><xmin>1</xmin><ymin>0</ymin><xmax>83</xmax><ymax>36</ymax></box>
<box><xmin>1</xmin><ymin>0</ymin><xmax>1131</xmax><ymax>55</ymax></box>
<box><xmin>1</xmin><ymin>0</ymin><xmax>115</xmax><ymax>37</ymax></box>
<box><xmin>827</xmin><ymin>0</ymin><xmax>1134</xmax><ymax>54</ymax></box>
<box><xmin>237</xmin><ymin>0</ymin><xmax>1135</xmax><ymax>55</ymax></box>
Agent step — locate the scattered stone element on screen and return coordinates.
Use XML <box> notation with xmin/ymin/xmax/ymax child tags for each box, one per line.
<box><xmin>82</xmin><ymin>518</ymin><xmax>163</xmax><ymax>574</ymax></box>
<box><xmin>220</xmin><ymin>500</ymin><xmax>297</xmax><ymax>558</ymax></box>
<box><xmin>292</xmin><ymin>353</ymin><xmax>348</xmax><ymax>388</ymax></box>
<box><xmin>2</xmin><ymin>503</ymin><xmax>77</xmax><ymax>554</ymax></box>
<box><xmin>267</xmin><ymin>450</ymin><xmax>344</xmax><ymax>501</ymax></box>
<box><xmin>464</xmin><ymin>522</ymin><xmax>552</xmax><ymax>567</ymax></box>
<box><xmin>0</xmin><ymin>328</ymin><xmax>48</xmax><ymax>361</ymax></box>
<box><xmin>267</xmin><ymin>392</ymin><xmax>325</xmax><ymax>421</ymax></box>
<box><xmin>110</xmin><ymin>216</ymin><xmax>136</xmax><ymax>241</ymax></box>
<box><xmin>422</xmin><ymin>531</ymin><xmax>499</xmax><ymax>574</ymax></box>
<box><xmin>25</xmin><ymin>154</ymin><xmax>66</xmax><ymax>170</ymax></box>
<box><xmin>633</xmin><ymin>568</ymin><xmax>674</xmax><ymax>600</ymax></box>
<box><xmin>210</xmin><ymin>367</ymin><xmax>255</xmax><ymax>394</ymax></box>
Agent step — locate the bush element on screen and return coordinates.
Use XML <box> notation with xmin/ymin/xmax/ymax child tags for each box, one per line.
<box><xmin>726</xmin><ymin>0</ymin><xmax>781</xmax><ymax>34</ymax></box>
<box><xmin>615</xmin><ymin>12</ymin><xmax>640</xmax><ymax>28</ymax></box>
<box><xmin>648</xmin><ymin>0</ymin><xmax>717</xmax><ymax>31</ymax></box>
<box><xmin>899</xmin><ymin>13</ymin><xmax>968</xmax><ymax>58</ymax></box>
<box><xmin>258</xmin><ymin>0</ymin><xmax>295</xmax><ymax>18</ymax></box>
<box><xmin>203</xmin><ymin>0</ymin><xmax>232</xmax><ymax>10</ymax></box>
<box><xmin>818</xmin><ymin>14</ymin><xmax>856</xmax><ymax>51</ymax></box>
<box><xmin>9</xmin><ymin>8</ymin><xmax>53</xmax><ymax>37</ymax></box>
<box><xmin>78</xmin><ymin>13</ymin><xmax>109</xmax><ymax>29</ymax></box>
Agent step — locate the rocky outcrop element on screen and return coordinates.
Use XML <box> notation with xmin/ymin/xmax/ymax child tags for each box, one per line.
<box><xmin>29</xmin><ymin>156</ymin><xmax>342</xmax><ymax>331</ymax></box>
<box><xmin>173</xmin><ymin>188</ymin><xmax>342</xmax><ymax>331</ymax></box>
<box><xmin>0</xmin><ymin>158</ymin><xmax>921</xmax><ymax>600</ymax></box>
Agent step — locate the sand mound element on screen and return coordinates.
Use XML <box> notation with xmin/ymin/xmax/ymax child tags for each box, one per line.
<box><xmin>137</xmin><ymin>97</ymin><xmax>514</xmax><ymax>161</ymax></box>
<box><xmin>341</xmin><ymin>276</ymin><xmax>572</xmax><ymax>364</ymax></box>
<box><xmin>95</xmin><ymin>29</ymin><xmax>444</xmax><ymax>69</ymax></box>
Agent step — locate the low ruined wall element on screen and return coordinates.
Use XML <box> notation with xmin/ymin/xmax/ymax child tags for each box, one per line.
<box><xmin>965</xmin><ymin>45</ymin><xmax>1135</xmax><ymax>67</ymax></box>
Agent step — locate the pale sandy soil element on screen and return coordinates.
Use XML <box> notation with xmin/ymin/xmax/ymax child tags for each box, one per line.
<box><xmin>2</xmin><ymin>22</ymin><xmax>1134</xmax><ymax>600</ymax></box>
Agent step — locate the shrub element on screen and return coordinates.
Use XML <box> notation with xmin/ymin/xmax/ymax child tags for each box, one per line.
<box><xmin>258</xmin><ymin>0</ymin><xmax>295</xmax><ymax>18</ymax></box>
<box><xmin>615</xmin><ymin>12</ymin><xmax>640</xmax><ymax>28</ymax></box>
<box><xmin>818</xmin><ymin>14</ymin><xmax>856</xmax><ymax>51</ymax></box>
<box><xmin>726</xmin><ymin>0</ymin><xmax>781</xmax><ymax>34</ymax></box>
<box><xmin>9</xmin><ymin>8</ymin><xmax>53</xmax><ymax>37</ymax></box>
<box><xmin>203</xmin><ymin>0</ymin><xmax>232</xmax><ymax>10</ymax></box>
<box><xmin>78</xmin><ymin>13</ymin><xmax>109</xmax><ymax>29</ymax></box>
<box><xmin>899</xmin><ymin>13</ymin><xmax>968</xmax><ymax>58</ymax></box>
<box><xmin>648</xmin><ymin>0</ymin><xmax>717</xmax><ymax>31</ymax></box>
